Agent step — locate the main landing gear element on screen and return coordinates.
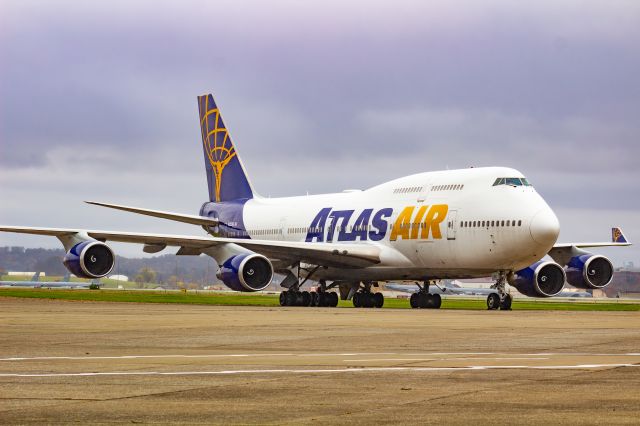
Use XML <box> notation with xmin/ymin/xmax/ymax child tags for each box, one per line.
<box><xmin>409</xmin><ymin>281</ymin><xmax>442</xmax><ymax>309</ymax></box>
<box><xmin>351</xmin><ymin>282</ymin><xmax>384</xmax><ymax>308</ymax></box>
<box><xmin>279</xmin><ymin>279</ymin><xmax>339</xmax><ymax>307</ymax></box>
<box><xmin>487</xmin><ymin>272</ymin><xmax>512</xmax><ymax>311</ymax></box>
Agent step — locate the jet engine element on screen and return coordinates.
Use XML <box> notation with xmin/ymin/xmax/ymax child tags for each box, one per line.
<box><xmin>509</xmin><ymin>261</ymin><xmax>566</xmax><ymax>297</ymax></box>
<box><xmin>63</xmin><ymin>241</ymin><xmax>115</xmax><ymax>279</ymax></box>
<box><xmin>565</xmin><ymin>254</ymin><xmax>613</xmax><ymax>289</ymax></box>
<box><xmin>216</xmin><ymin>254</ymin><xmax>273</xmax><ymax>292</ymax></box>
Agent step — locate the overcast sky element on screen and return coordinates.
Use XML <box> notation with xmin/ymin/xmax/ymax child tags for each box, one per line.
<box><xmin>1</xmin><ymin>0</ymin><xmax>639</xmax><ymax>265</ymax></box>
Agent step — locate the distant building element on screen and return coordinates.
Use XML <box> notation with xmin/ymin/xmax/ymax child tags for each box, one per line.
<box><xmin>8</xmin><ymin>271</ymin><xmax>45</xmax><ymax>277</ymax></box>
<box><xmin>109</xmin><ymin>274</ymin><xmax>129</xmax><ymax>282</ymax></box>
<box><xmin>605</xmin><ymin>271</ymin><xmax>640</xmax><ymax>298</ymax></box>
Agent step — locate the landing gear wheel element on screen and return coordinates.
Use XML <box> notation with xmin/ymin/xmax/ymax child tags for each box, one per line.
<box><xmin>310</xmin><ymin>291</ymin><xmax>319</xmax><ymax>307</ymax></box>
<box><xmin>329</xmin><ymin>292</ymin><xmax>339</xmax><ymax>307</ymax></box>
<box><xmin>359</xmin><ymin>293</ymin><xmax>367</xmax><ymax>308</ymax></box>
<box><xmin>500</xmin><ymin>294</ymin><xmax>512</xmax><ymax>310</ymax></box>
<box><xmin>279</xmin><ymin>291</ymin><xmax>287</xmax><ymax>306</ymax></box>
<box><xmin>318</xmin><ymin>292</ymin><xmax>327</xmax><ymax>307</ymax></box>
<box><xmin>353</xmin><ymin>292</ymin><xmax>361</xmax><ymax>308</ymax></box>
<box><xmin>285</xmin><ymin>291</ymin><xmax>297</xmax><ymax>307</ymax></box>
<box><xmin>410</xmin><ymin>293</ymin><xmax>419</xmax><ymax>309</ymax></box>
<box><xmin>301</xmin><ymin>291</ymin><xmax>311</xmax><ymax>306</ymax></box>
<box><xmin>419</xmin><ymin>293</ymin><xmax>430</xmax><ymax>309</ymax></box>
<box><xmin>373</xmin><ymin>292</ymin><xmax>384</xmax><ymax>308</ymax></box>
<box><xmin>487</xmin><ymin>293</ymin><xmax>500</xmax><ymax>310</ymax></box>
<box><xmin>430</xmin><ymin>293</ymin><xmax>442</xmax><ymax>309</ymax></box>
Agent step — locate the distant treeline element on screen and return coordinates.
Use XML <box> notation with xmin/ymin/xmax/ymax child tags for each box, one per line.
<box><xmin>0</xmin><ymin>246</ymin><xmax>219</xmax><ymax>285</ymax></box>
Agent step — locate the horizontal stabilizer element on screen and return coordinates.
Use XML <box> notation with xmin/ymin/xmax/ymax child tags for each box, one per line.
<box><xmin>85</xmin><ymin>201</ymin><xmax>218</xmax><ymax>227</ymax></box>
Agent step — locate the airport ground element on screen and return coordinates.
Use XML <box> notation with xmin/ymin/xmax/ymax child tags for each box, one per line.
<box><xmin>1</xmin><ymin>297</ymin><xmax>639</xmax><ymax>424</ymax></box>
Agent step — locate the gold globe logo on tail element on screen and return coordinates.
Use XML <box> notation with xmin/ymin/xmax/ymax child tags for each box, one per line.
<box><xmin>613</xmin><ymin>227</ymin><xmax>623</xmax><ymax>243</ymax></box>
<box><xmin>200</xmin><ymin>96</ymin><xmax>237</xmax><ymax>202</ymax></box>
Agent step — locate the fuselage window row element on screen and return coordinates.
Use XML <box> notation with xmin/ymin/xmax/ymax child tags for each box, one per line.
<box><xmin>433</xmin><ymin>184</ymin><xmax>464</xmax><ymax>191</ymax></box>
<box><xmin>393</xmin><ymin>186</ymin><xmax>424</xmax><ymax>194</ymax></box>
<box><xmin>459</xmin><ymin>220</ymin><xmax>522</xmax><ymax>228</ymax></box>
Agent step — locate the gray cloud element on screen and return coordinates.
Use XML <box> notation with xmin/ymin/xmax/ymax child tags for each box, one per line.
<box><xmin>1</xmin><ymin>0</ymin><xmax>638</xmax><ymax>264</ymax></box>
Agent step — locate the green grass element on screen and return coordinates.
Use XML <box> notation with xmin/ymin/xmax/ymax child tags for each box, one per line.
<box><xmin>1</xmin><ymin>288</ymin><xmax>639</xmax><ymax>311</ymax></box>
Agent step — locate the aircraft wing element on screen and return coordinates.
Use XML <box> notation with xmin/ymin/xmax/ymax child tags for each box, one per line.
<box><xmin>552</xmin><ymin>227</ymin><xmax>631</xmax><ymax>249</ymax></box>
<box><xmin>549</xmin><ymin>227</ymin><xmax>631</xmax><ymax>265</ymax></box>
<box><xmin>0</xmin><ymin>226</ymin><xmax>381</xmax><ymax>269</ymax></box>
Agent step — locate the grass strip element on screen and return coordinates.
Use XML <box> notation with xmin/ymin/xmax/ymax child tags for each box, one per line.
<box><xmin>1</xmin><ymin>288</ymin><xmax>639</xmax><ymax>311</ymax></box>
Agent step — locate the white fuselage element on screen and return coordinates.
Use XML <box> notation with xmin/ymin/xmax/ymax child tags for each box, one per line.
<box><xmin>236</xmin><ymin>167</ymin><xmax>560</xmax><ymax>282</ymax></box>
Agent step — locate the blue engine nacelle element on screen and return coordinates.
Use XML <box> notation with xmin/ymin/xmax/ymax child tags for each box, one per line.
<box><xmin>63</xmin><ymin>241</ymin><xmax>115</xmax><ymax>279</ymax></box>
<box><xmin>216</xmin><ymin>254</ymin><xmax>273</xmax><ymax>292</ymax></box>
<box><xmin>509</xmin><ymin>261</ymin><xmax>566</xmax><ymax>297</ymax></box>
<box><xmin>566</xmin><ymin>254</ymin><xmax>613</xmax><ymax>289</ymax></box>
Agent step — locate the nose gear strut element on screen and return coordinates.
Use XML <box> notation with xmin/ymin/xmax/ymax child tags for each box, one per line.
<box><xmin>487</xmin><ymin>271</ymin><xmax>512</xmax><ymax>310</ymax></box>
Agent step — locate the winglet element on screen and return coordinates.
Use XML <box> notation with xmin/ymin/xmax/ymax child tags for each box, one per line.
<box><xmin>612</xmin><ymin>227</ymin><xmax>629</xmax><ymax>244</ymax></box>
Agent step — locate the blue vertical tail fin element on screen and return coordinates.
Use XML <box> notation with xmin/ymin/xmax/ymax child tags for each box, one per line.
<box><xmin>197</xmin><ymin>94</ymin><xmax>255</xmax><ymax>202</ymax></box>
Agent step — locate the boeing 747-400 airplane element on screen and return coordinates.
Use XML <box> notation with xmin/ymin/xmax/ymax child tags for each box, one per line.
<box><xmin>0</xmin><ymin>94</ymin><xmax>631</xmax><ymax>310</ymax></box>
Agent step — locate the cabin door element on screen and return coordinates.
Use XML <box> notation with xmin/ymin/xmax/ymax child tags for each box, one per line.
<box><xmin>447</xmin><ymin>210</ymin><xmax>458</xmax><ymax>240</ymax></box>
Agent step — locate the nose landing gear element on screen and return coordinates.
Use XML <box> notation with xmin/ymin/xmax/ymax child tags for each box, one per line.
<box><xmin>487</xmin><ymin>272</ymin><xmax>512</xmax><ymax>310</ymax></box>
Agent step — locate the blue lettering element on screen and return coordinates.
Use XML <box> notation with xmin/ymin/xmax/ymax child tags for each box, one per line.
<box><xmin>345</xmin><ymin>208</ymin><xmax>373</xmax><ymax>241</ymax></box>
<box><xmin>305</xmin><ymin>207</ymin><xmax>332</xmax><ymax>242</ymax></box>
<box><xmin>369</xmin><ymin>208</ymin><xmax>392</xmax><ymax>241</ymax></box>
<box><xmin>305</xmin><ymin>207</ymin><xmax>393</xmax><ymax>242</ymax></box>
<box><xmin>329</xmin><ymin>210</ymin><xmax>354</xmax><ymax>242</ymax></box>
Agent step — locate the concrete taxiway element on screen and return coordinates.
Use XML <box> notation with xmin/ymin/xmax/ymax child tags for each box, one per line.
<box><xmin>1</xmin><ymin>298</ymin><xmax>639</xmax><ymax>424</ymax></box>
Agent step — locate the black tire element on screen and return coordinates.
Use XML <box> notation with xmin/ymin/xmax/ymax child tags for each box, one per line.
<box><xmin>410</xmin><ymin>293</ymin><xmax>419</xmax><ymax>309</ymax></box>
<box><xmin>500</xmin><ymin>294</ymin><xmax>512</xmax><ymax>310</ymax></box>
<box><xmin>487</xmin><ymin>293</ymin><xmax>500</xmax><ymax>310</ymax></box>
<box><xmin>329</xmin><ymin>292</ymin><xmax>339</xmax><ymax>307</ymax></box>
<box><xmin>419</xmin><ymin>293</ymin><xmax>430</xmax><ymax>309</ymax></box>
<box><xmin>363</xmin><ymin>293</ymin><xmax>374</xmax><ymax>308</ymax></box>
<box><xmin>353</xmin><ymin>292</ymin><xmax>361</xmax><ymax>308</ymax></box>
<box><xmin>279</xmin><ymin>291</ymin><xmax>287</xmax><ymax>307</ymax></box>
<box><xmin>285</xmin><ymin>291</ymin><xmax>297</xmax><ymax>306</ymax></box>
<box><xmin>301</xmin><ymin>291</ymin><xmax>311</xmax><ymax>306</ymax></box>
<box><xmin>318</xmin><ymin>292</ymin><xmax>327</xmax><ymax>307</ymax></box>
<box><xmin>431</xmin><ymin>293</ymin><xmax>442</xmax><ymax>309</ymax></box>
<box><xmin>310</xmin><ymin>291</ymin><xmax>319</xmax><ymax>307</ymax></box>
<box><xmin>373</xmin><ymin>292</ymin><xmax>384</xmax><ymax>308</ymax></box>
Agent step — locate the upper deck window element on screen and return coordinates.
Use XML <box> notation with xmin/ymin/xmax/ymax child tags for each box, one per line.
<box><xmin>492</xmin><ymin>177</ymin><xmax>532</xmax><ymax>187</ymax></box>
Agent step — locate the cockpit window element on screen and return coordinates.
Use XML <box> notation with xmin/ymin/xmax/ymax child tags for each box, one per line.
<box><xmin>505</xmin><ymin>177</ymin><xmax>521</xmax><ymax>186</ymax></box>
<box><xmin>493</xmin><ymin>177</ymin><xmax>533</xmax><ymax>187</ymax></box>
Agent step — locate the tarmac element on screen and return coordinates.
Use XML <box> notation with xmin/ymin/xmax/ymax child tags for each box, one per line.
<box><xmin>1</xmin><ymin>297</ymin><xmax>639</xmax><ymax>424</ymax></box>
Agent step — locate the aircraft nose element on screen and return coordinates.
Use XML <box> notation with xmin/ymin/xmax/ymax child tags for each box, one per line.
<box><xmin>529</xmin><ymin>208</ymin><xmax>560</xmax><ymax>246</ymax></box>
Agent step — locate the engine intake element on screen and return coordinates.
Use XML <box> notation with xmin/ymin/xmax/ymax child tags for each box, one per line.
<box><xmin>63</xmin><ymin>241</ymin><xmax>115</xmax><ymax>279</ymax></box>
<box><xmin>217</xmin><ymin>254</ymin><xmax>273</xmax><ymax>292</ymax></box>
<box><xmin>566</xmin><ymin>254</ymin><xmax>613</xmax><ymax>289</ymax></box>
<box><xmin>510</xmin><ymin>261</ymin><xmax>566</xmax><ymax>297</ymax></box>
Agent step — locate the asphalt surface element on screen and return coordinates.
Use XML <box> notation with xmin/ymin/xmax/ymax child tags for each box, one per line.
<box><xmin>1</xmin><ymin>297</ymin><xmax>639</xmax><ymax>424</ymax></box>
